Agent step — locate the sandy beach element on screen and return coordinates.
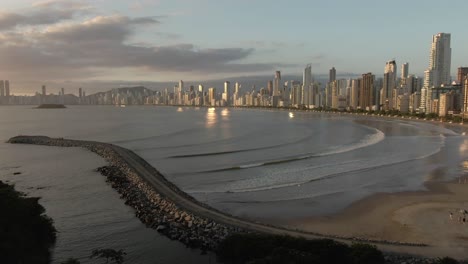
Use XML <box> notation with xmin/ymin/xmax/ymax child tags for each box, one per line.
<box><xmin>290</xmin><ymin>179</ymin><xmax>468</xmax><ymax>258</ymax></box>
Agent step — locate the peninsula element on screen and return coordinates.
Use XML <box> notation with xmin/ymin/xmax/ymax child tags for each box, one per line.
<box><xmin>36</xmin><ymin>104</ymin><xmax>66</xmax><ymax>109</ymax></box>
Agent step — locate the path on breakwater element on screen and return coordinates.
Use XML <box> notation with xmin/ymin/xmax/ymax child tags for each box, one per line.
<box><xmin>8</xmin><ymin>136</ymin><xmax>435</xmax><ymax>255</ymax></box>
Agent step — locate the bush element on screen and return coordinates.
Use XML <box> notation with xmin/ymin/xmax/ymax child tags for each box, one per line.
<box><xmin>216</xmin><ymin>233</ymin><xmax>386</xmax><ymax>264</ymax></box>
<box><xmin>0</xmin><ymin>181</ymin><xmax>57</xmax><ymax>264</ymax></box>
<box><xmin>349</xmin><ymin>243</ymin><xmax>385</xmax><ymax>264</ymax></box>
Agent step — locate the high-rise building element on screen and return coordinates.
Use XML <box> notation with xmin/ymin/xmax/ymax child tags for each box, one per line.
<box><xmin>382</xmin><ymin>60</ymin><xmax>397</xmax><ymax>110</ymax></box>
<box><xmin>178</xmin><ymin>80</ymin><xmax>184</xmax><ymax>93</ymax></box>
<box><xmin>42</xmin><ymin>85</ymin><xmax>46</xmax><ymax>96</ymax></box>
<box><xmin>329</xmin><ymin>67</ymin><xmax>336</xmax><ymax>83</ymax></box>
<box><xmin>464</xmin><ymin>78</ymin><xmax>468</xmax><ymax>116</ymax></box>
<box><xmin>79</xmin><ymin>87</ymin><xmax>83</xmax><ymax>98</ymax></box>
<box><xmin>457</xmin><ymin>67</ymin><xmax>468</xmax><ymax>84</ymax></box>
<box><xmin>223</xmin><ymin>81</ymin><xmax>231</xmax><ymax>105</ymax></box>
<box><xmin>267</xmin><ymin>80</ymin><xmax>273</xmax><ymax>96</ymax></box>
<box><xmin>61</xmin><ymin>88</ymin><xmax>65</xmax><ymax>96</ymax></box>
<box><xmin>302</xmin><ymin>64</ymin><xmax>312</xmax><ymax>106</ymax></box>
<box><xmin>350</xmin><ymin>79</ymin><xmax>360</xmax><ymax>109</ymax></box>
<box><xmin>198</xmin><ymin>84</ymin><xmax>204</xmax><ymax>93</ymax></box>
<box><xmin>234</xmin><ymin>82</ymin><xmax>240</xmax><ymax>94</ymax></box>
<box><xmin>359</xmin><ymin>73</ymin><xmax>374</xmax><ymax>110</ymax></box>
<box><xmin>273</xmin><ymin>71</ymin><xmax>281</xmax><ymax>96</ymax></box>
<box><xmin>5</xmin><ymin>80</ymin><xmax>10</xmax><ymax>97</ymax></box>
<box><xmin>401</xmin><ymin>63</ymin><xmax>409</xmax><ymax>80</ymax></box>
<box><xmin>0</xmin><ymin>80</ymin><xmax>4</xmax><ymax>97</ymax></box>
<box><xmin>208</xmin><ymin>87</ymin><xmax>216</xmax><ymax>106</ymax></box>
<box><xmin>425</xmin><ymin>33</ymin><xmax>452</xmax><ymax>89</ymax></box>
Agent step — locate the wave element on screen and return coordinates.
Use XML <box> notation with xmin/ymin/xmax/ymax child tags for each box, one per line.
<box><xmin>193</xmin><ymin>134</ymin><xmax>446</xmax><ymax>195</ymax></box>
<box><xmin>167</xmin><ymin>126</ymin><xmax>318</xmax><ymax>158</ymax></box>
<box><xmin>199</xmin><ymin>127</ymin><xmax>385</xmax><ymax>173</ymax></box>
<box><xmin>110</xmin><ymin>128</ymin><xmax>197</xmax><ymax>144</ymax></box>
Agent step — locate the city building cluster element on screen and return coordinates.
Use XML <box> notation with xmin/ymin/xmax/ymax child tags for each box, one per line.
<box><xmin>1</xmin><ymin>33</ymin><xmax>467</xmax><ymax>118</ymax></box>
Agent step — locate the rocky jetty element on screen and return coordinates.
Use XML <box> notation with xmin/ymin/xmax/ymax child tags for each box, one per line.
<box><xmin>9</xmin><ymin>135</ymin><xmax>464</xmax><ymax>263</ymax></box>
<box><xmin>8</xmin><ymin>136</ymin><xmax>239</xmax><ymax>250</ymax></box>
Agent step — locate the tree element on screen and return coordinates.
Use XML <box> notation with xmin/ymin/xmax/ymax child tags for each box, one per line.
<box><xmin>90</xmin><ymin>249</ymin><xmax>127</xmax><ymax>264</ymax></box>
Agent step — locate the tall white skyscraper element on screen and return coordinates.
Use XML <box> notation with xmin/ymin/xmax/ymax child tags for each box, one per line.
<box><xmin>382</xmin><ymin>60</ymin><xmax>397</xmax><ymax>109</ymax></box>
<box><xmin>273</xmin><ymin>71</ymin><xmax>281</xmax><ymax>96</ymax></box>
<box><xmin>425</xmin><ymin>33</ymin><xmax>452</xmax><ymax>88</ymax></box>
<box><xmin>421</xmin><ymin>33</ymin><xmax>452</xmax><ymax>113</ymax></box>
<box><xmin>223</xmin><ymin>81</ymin><xmax>231</xmax><ymax>105</ymax></box>
<box><xmin>302</xmin><ymin>64</ymin><xmax>312</xmax><ymax>106</ymax></box>
<box><xmin>234</xmin><ymin>82</ymin><xmax>240</xmax><ymax>94</ymax></box>
<box><xmin>401</xmin><ymin>63</ymin><xmax>409</xmax><ymax>80</ymax></box>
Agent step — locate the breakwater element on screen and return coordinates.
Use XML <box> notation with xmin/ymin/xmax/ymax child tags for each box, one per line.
<box><xmin>7</xmin><ymin>136</ymin><xmax>239</xmax><ymax>250</ymax></box>
<box><xmin>7</xmin><ymin>136</ymin><xmax>436</xmax><ymax>257</ymax></box>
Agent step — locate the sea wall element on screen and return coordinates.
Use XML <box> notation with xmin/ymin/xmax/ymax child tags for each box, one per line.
<box><xmin>7</xmin><ymin>136</ymin><xmax>240</xmax><ymax>251</ymax></box>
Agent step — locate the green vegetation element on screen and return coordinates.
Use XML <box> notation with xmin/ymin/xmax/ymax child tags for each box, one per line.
<box><xmin>216</xmin><ymin>233</ymin><xmax>384</xmax><ymax>264</ymax></box>
<box><xmin>36</xmin><ymin>104</ymin><xmax>67</xmax><ymax>109</ymax></box>
<box><xmin>0</xmin><ymin>180</ymin><xmax>57</xmax><ymax>264</ymax></box>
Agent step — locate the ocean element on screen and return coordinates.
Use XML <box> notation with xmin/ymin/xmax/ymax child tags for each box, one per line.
<box><xmin>1</xmin><ymin>105</ymin><xmax>467</xmax><ymax>263</ymax></box>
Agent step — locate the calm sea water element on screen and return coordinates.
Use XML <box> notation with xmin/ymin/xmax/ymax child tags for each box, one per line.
<box><xmin>1</xmin><ymin>105</ymin><xmax>467</xmax><ymax>263</ymax></box>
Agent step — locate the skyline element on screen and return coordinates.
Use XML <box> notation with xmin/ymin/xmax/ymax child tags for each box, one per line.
<box><xmin>1</xmin><ymin>0</ymin><xmax>468</xmax><ymax>93</ymax></box>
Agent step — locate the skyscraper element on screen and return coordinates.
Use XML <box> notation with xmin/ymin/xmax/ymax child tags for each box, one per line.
<box><xmin>234</xmin><ymin>82</ymin><xmax>240</xmax><ymax>94</ymax></box>
<box><xmin>329</xmin><ymin>67</ymin><xmax>336</xmax><ymax>83</ymax></box>
<box><xmin>267</xmin><ymin>80</ymin><xmax>273</xmax><ymax>96</ymax></box>
<box><xmin>457</xmin><ymin>67</ymin><xmax>468</xmax><ymax>84</ymax></box>
<box><xmin>273</xmin><ymin>71</ymin><xmax>281</xmax><ymax>96</ymax></box>
<box><xmin>382</xmin><ymin>60</ymin><xmax>397</xmax><ymax>110</ymax></box>
<box><xmin>425</xmin><ymin>33</ymin><xmax>452</xmax><ymax>89</ymax></box>
<box><xmin>359</xmin><ymin>73</ymin><xmax>374</xmax><ymax>110</ymax></box>
<box><xmin>208</xmin><ymin>87</ymin><xmax>216</xmax><ymax>106</ymax></box>
<box><xmin>223</xmin><ymin>81</ymin><xmax>230</xmax><ymax>105</ymax></box>
<box><xmin>350</xmin><ymin>79</ymin><xmax>360</xmax><ymax>109</ymax></box>
<box><xmin>401</xmin><ymin>63</ymin><xmax>409</xmax><ymax>79</ymax></box>
<box><xmin>42</xmin><ymin>85</ymin><xmax>46</xmax><ymax>96</ymax></box>
<box><xmin>5</xmin><ymin>80</ymin><xmax>9</xmax><ymax>97</ymax></box>
<box><xmin>302</xmin><ymin>64</ymin><xmax>312</xmax><ymax>106</ymax></box>
<box><xmin>0</xmin><ymin>80</ymin><xmax>4</xmax><ymax>97</ymax></box>
<box><xmin>464</xmin><ymin>77</ymin><xmax>468</xmax><ymax>116</ymax></box>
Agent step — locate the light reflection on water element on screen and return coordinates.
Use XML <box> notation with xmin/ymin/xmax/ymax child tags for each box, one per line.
<box><xmin>221</xmin><ymin>108</ymin><xmax>230</xmax><ymax>121</ymax></box>
<box><xmin>205</xmin><ymin>107</ymin><xmax>217</xmax><ymax>127</ymax></box>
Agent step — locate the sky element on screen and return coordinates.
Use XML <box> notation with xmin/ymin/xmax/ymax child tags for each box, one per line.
<box><xmin>1</xmin><ymin>0</ymin><xmax>468</xmax><ymax>93</ymax></box>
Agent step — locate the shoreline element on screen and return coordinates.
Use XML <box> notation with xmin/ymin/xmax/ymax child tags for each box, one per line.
<box><xmin>289</xmin><ymin>179</ymin><xmax>468</xmax><ymax>259</ymax></box>
<box><xmin>8</xmin><ymin>135</ymin><xmax>468</xmax><ymax>262</ymax></box>
<box><xmin>7</xmin><ymin>136</ymin><xmax>432</xmax><ymax>249</ymax></box>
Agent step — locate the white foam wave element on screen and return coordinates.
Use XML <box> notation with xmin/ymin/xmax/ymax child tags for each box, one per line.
<box><xmin>317</xmin><ymin>128</ymin><xmax>385</xmax><ymax>157</ymax></box>
<box><xmin>239</xmin><ymin>163</ymin><xmax>265</xmax><ymax>169</ymax></box>
<box><xmin>235</xmin><ymin>127</ymin><xmax>385</xmax><ymax>169</ymax></box>
<box><xmin>191</xmin><ymin>133</ymin><xmax>446</xmax><ymax>195</ymax></box>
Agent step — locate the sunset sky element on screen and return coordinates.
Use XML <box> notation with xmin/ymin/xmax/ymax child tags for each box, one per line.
<box><xmin>1</xmin><ymin>0</ymin><xmax>468</xmax><ymax>92</ymax></box>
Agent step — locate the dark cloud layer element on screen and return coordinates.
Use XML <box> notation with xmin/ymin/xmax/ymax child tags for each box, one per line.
<box><xmin>0</xmin><ymin>2</ymin><xmax>288</xmax><ymax>81</ymax></box>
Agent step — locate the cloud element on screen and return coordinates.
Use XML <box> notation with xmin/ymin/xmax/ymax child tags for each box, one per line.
<box><xmin>0</xmin><ymin>0</ymin><xmax>91</xmax><ymax>30</ymax></box>
<box><xmin>0</xmin><ymin>7</ymin><xmax>289</xmax><ymax>81</ymax></box>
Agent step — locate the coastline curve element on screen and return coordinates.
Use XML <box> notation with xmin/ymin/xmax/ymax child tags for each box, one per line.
<box><xmin>7</xmin><ymin>135</ymin><xmax>430</xmax><ymax>253</ymax></box>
